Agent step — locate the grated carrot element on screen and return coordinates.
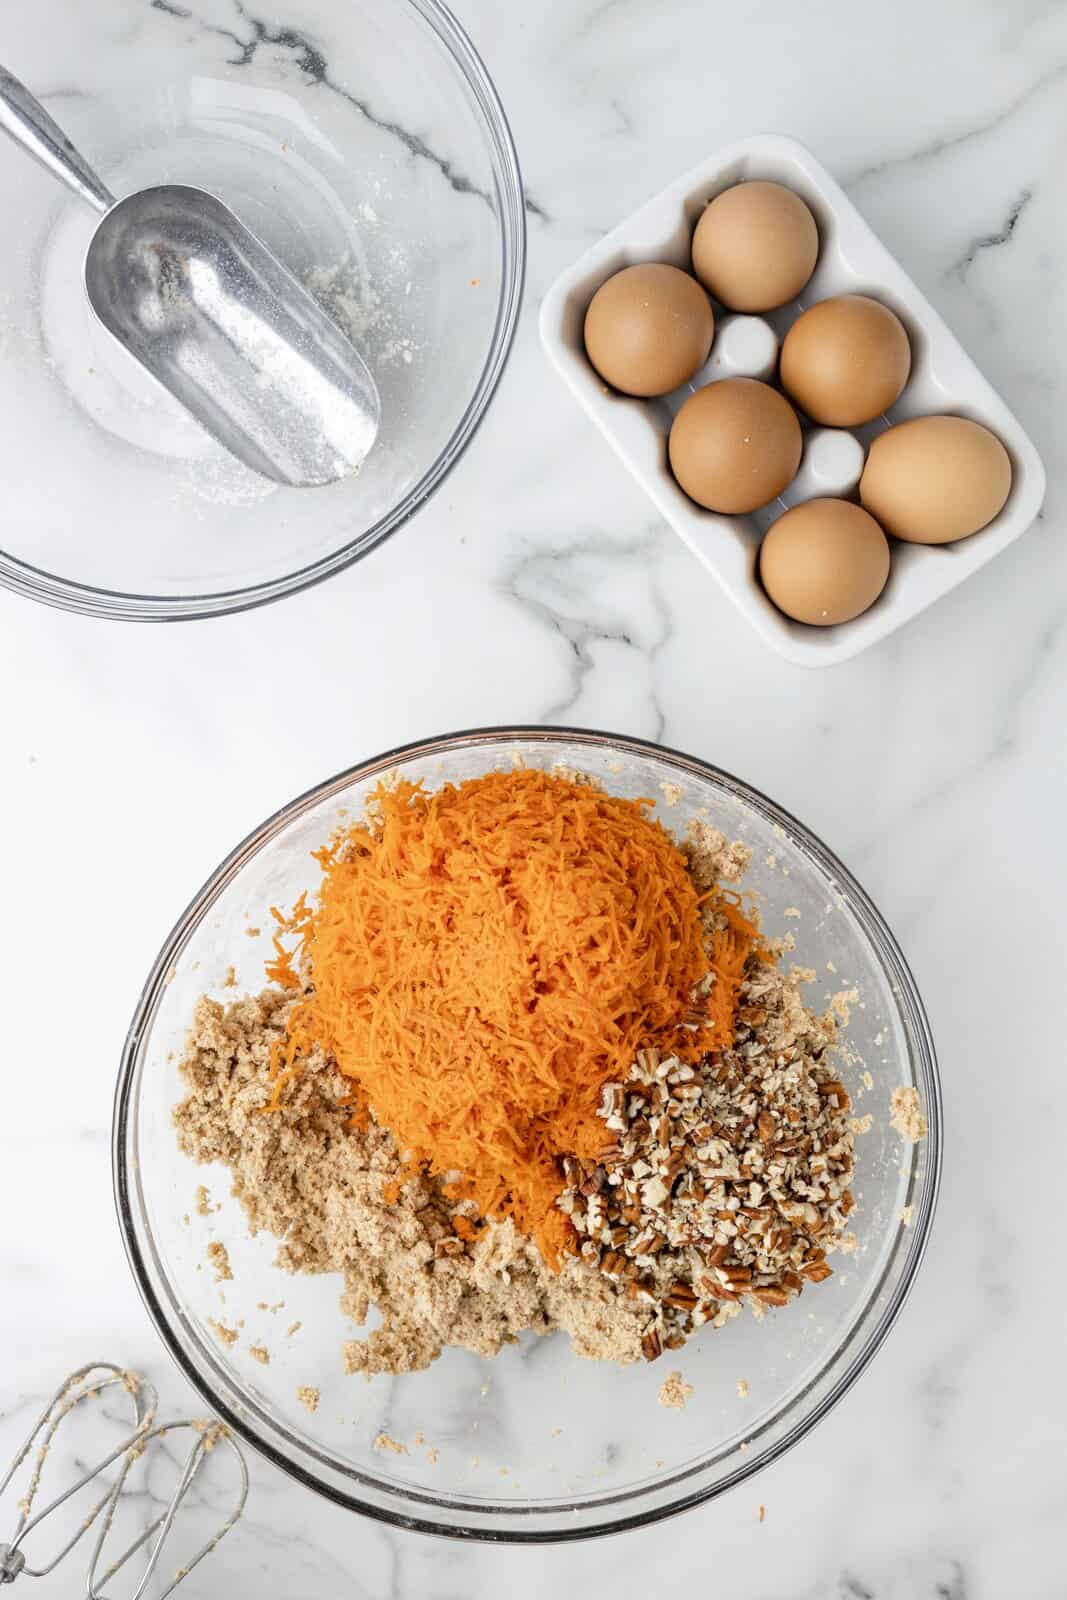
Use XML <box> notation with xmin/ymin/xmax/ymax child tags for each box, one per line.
<box><xmin>265</xmin><ymin>770</ymin><xmax>755</xmax><ymax>1264</ymax></box>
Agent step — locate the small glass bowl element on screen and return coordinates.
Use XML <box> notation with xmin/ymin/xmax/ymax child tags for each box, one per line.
<box><xmin>1</xmin><ymin>0</ymin><xmax>524</xmax><ymax>618</ymax></box>
<box><xmin>114</xmin><ymin>729</ymin><xmax>941</xmax><ymax>1540</ymax></box>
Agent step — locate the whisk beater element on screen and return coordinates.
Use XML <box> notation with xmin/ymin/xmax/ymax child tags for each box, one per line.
<box><xmin>0</xmin><ymin>1361</ymin><xmax>247</xmax><ymax>1595</ymax></box>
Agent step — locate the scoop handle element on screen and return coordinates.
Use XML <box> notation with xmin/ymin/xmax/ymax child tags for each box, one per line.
<box><xmin>0</xmin><ymin>64</ymin><xmax>113</xmax><ymax>214</ymax></box>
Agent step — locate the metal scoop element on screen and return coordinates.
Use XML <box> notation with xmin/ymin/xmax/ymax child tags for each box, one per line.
<box><xmin>0</xmin><ymin>66</ymin><xmax>381</xmax><ymax>487</ymax></box>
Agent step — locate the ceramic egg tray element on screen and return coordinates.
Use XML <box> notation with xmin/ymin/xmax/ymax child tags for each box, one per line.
<box><xmin>539</xmin><ymin>134</ymin><xmax>1046</xmax><ymax>667</ymax></box>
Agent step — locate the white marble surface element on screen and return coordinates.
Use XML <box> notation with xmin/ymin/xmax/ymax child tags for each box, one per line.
<box><xmin>2</xmin><ymin>0</ymin><xmax>1066</xmax><ymax>1594</ymax></box>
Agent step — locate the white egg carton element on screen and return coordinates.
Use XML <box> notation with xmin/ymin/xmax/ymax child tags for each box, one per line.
<box><xmin>539</xmin><ymin>134</ymin><xmax>1046</xmax><ymax>667</ymax></box>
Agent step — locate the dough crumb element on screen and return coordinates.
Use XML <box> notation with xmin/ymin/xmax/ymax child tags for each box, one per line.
<box><xmin>195</xmin><ymin>1184</ymin><xmax>216</xmax><ymax>1217</ymax></box>
<box><xmin>784</xmin><ymin>907</ymin><xmax>801</xmax><ymax>919</ymax></box>
<box><xmin>658</xmin><ymin>1370</ymin><xmax>693</xmax><ymax>1410</ymax></box>
<box><xmin>759</xmin><ymin>1503</ymin><xmax>766</xmax><ymax>1523</ymax></box>
<box><xmin>287</xmin><ymin>1321</ymin><xmax>302</xmax><ymax>1337</ymax></box>
<box><xmin>245</xmin><ymin>926</ymin><xmax>260</xmax><ymax>938</ymax></box>
<box><xmin>549</xmin><ymin>764</ymin><xmax>602</xmax><ymax>789</ymax></box>
<box><xmin>890</xmin><ymin>1086</ymin><xmax>928</xmax><ymax>1141</ymax></box>
<box><xmin>426</xmin><ymin>1447</ymin><xmax>440</xmax><ymax>1465</ymax></box>
<box><xmin>374</xmin><ymin>1432</ymin><xmax>408</xmax><ymax>1455</ymax></box>
<box><xmin>193</xmin><ymin>1420</ymin><xmax>229</xmax><ymax>1450</ymax></box>
<box><xmin>737</xmin><ymin>1378</ymin><xmax>750</xmax><ymax>1399</ymax></box>
<box><xmin>208</xmin><ymin>1319</ymin><xmax>239</xmax><ymax>1348</ymax></box>
<box><xmin>223</xmin><ymin>965</ymin><xmax>237</xmax><ymax>988</ymax></box>
<box><xmin>206</xmin><ymin>1241</ymin><xmax>233</xmax><ymax>1282</ymax></box>
<box><xmin>900</xmin><ymin>1204</ymin><xmax>914</xmax><ymax>1227</ymax></box>
<box><xmin>249</xmin><ymin>1344</ymin><xmax>270</xmax><ymax>1365</ymax></box>
<box><xmin>830</xmin><ymin>988</ymin><xmax>860</xmax><ymax>1024</ymax></box>
<box><xmin>659</xmin><ymin>781</ymin><xmax>684</xmax><ymax>807</ymax></box>
<box><xmin>297</xmin><ymin>1386</ymin><xmax>319</xmax><ymax>1414</ymax></box>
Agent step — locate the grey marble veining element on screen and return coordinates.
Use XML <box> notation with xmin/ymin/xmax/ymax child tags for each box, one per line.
<box><xmin>149</xmin><ymin>0</ymin><xmax>501</xmax><ymax>206</ymax></box>
<box><xmin>2</xmin><ymin>0</ymin><xmax>1066</xmax><ymax>1595</ymax></box>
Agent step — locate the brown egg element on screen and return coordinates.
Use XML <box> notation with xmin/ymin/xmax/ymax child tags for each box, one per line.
<box><xmin>780</xmin><ymin>295</ymin><xmax>911</xmax><ymax>426</ymax></box>
<box><xmin>692</xmin><ymin>180</ymin><xmax>819</xmax><ymax>312</ymax></box>
<box><xmin>584</xmin><ymin>263</ymin><xmax>714</xmax><ymax>396</ymax></box>
<box><xmin>668</xmin><ymin>377</ymin><xmax>802</xmax><ymax>514</ymax></box>
<box><xmin>859</xmin><ymin>415</ymin><xmax>1012</xmax><ymax>544</ymax></box>
<box><xmin>760</xmin><ymin>498</ymin><xmax>891</xmax><ymax>625</ymax></box>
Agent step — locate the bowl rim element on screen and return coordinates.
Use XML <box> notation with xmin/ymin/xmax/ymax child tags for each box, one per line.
<box><xmin>113</xmin><ymin>725</ymin><xmax>942</xmax><ymax>1541</ymax></box>
<box><xmin>0</xmin><ymin>0</ymin><xmax>527</xmax><ymax>622</ymax></box>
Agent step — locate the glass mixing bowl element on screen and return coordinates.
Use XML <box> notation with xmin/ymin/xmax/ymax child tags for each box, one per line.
<box><xmin>114</xmin><ymin>729</ymin><xmax>941</xmax><ymax>1540</ymax></box>
<box><xmin>1</xmin><ymin>0</ymin><xmax>524</xmax><ymax>618</ymax></box>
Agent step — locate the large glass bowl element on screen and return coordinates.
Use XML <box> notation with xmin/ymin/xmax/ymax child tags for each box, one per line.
<box><xmin>1</xmin><ymin>0</ymin><xmax>524</xmax><ymax>619</ymax></box>
<box><xmin>114</xmin><ymin>729</ymin><xmax>941</xmax><ymax>1540</ymax></box>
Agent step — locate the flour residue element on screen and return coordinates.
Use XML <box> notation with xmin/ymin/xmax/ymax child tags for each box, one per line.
<box><xmin>303</xmin><ymin>250</ymin><xmax>420</xmax><ymax>371</ymax></box>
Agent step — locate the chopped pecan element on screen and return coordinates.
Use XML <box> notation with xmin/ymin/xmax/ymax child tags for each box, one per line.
<box><xmin>752</xmin><ymin>1284</ymin><xmax>790</xmax><ymax>1307</ymax></box>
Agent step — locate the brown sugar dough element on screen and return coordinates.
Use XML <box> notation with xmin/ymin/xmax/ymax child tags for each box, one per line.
<box><xmin>174</xmin><ymin>991</ymin><xmax>650</xmax><ymax>1375</ymax></box>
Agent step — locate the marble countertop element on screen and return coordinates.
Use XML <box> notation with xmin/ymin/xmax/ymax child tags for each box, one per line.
<box><xmin>2</xmin><ymin>0</ymin><xmax>1065</xmax><ymax>1595</ymax></box>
